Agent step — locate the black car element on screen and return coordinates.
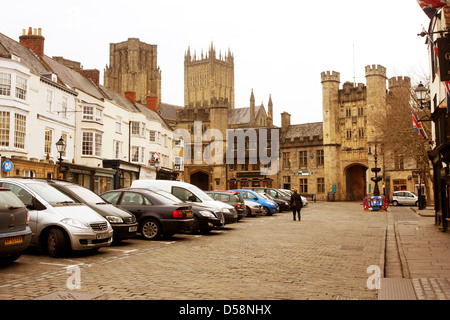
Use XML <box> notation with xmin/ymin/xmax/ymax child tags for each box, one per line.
<box><xmin>100</xmin><ymin>188</ymin><xmax>194</xmax><ymax>240</ymax></box>
<box><xmin>142</xmin><ymin>188</ymin><xmax>225</xmax><ymax>234</ymax></box>
<box><xmin>0</xmin><ymin>188</ymin><xmax>32</xmax><ymax>263</ymax></box>
<box><xmin>47</xmin><ymin>180</ymin><xmax>138</xmax><ymax>242</ymax></box>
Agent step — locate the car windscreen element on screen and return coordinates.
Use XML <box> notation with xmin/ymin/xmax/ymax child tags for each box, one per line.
<box><xmin>258</xmin><ymin>193</ymin><xmax>270</xmax><ymax>200</ymax></box>
<box><xmin>188</xmin><ymin>186</ymin><xmax>214</xmax><ymax>201</ymax></box>
<box><xmin>65</xmin><ymin>185</ymin><xmax>106</xmax><ymax>204</ymax></box>
<box><xmin>150</xmin><ymin>189</ymin><xmax>185</xmax><ymax>204</ymax></box>
<box><xmin>27</xmin><ymin>183</ymin><xmax>79</xmax><ymax>204</ymax></box>
<box><xmin>147</xmin><ymin>190</ymin><xmax>183</xmax><ymax>205</ymax></box>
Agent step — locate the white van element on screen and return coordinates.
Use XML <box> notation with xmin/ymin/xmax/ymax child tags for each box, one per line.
<box><xmin>0</xmin><ymin>179</ymin><xmax>113</xmax><ymax>257</ymax></box>
<box><xmin>131</xmin><ymin>180</ymin><xmax>238</xmax><ymax>222</ymax></box>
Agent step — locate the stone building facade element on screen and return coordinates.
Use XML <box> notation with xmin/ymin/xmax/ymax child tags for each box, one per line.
<box><xmin>174</xmin><ymin>43</ymin><xmax>276</xmax><ymax>190</ymax></box>
<box><xmin>281</xmin><ymin>65</ymin><xmax>429</xmax><ymax>201</ymax></box>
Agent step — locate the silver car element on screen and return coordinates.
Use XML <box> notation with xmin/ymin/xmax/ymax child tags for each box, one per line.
<box><xmin>0</xmin><ymin>179</ymin><xmax>113</xmax><ymax>257</ymax></box>
<box><xmin>244</xmin><ymin>200</ymin><xmax>263</xmax><ymax>217</ymax></box>
<box><xmin>392</xmin><ymin>191</ymin><xmax>419</xmax><ymax>206</ymax></box>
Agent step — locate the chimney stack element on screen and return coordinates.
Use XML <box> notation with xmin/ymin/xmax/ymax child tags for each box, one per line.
<box><xmin>146</xmin><ymin>96</ymin><xmax>158</xmax><ymax>112</ymax></box>
<box><xmin>19</xmin><ymin>27</ymin><xmax>45</xmax><ymax>57</ymax></box>
<box><xmin>124</xmin><ymin>91</ymin><xmax>136</xmax><ymax>104</ymax></box>
<box><xmin>77</xmin><ymin>69</ymin><xmax>100</xmax><ymax>86</ymax></box>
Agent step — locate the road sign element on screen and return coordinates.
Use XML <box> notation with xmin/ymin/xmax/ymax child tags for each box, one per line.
<box><xmin>2</xmin><ymin>160</ymin><xmax>13</xmax><ymax>173</ymax></box>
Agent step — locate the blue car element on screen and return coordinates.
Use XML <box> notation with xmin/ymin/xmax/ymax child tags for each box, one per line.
<box><xmin>231</xmin><ymin>189</ymin><xmax>278</xmax><ymax>216</ymax></box>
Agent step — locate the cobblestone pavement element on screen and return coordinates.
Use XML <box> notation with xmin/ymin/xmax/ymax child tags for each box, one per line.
<box><xmin>1</xmin><ymin>201</ymin><xmax>394</xmax><ymax>300</ymax></box>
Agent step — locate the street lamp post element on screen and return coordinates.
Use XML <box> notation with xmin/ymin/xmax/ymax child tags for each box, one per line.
<box><xmin>414</xmin><ymin>82</ymin><xmax>431</xmax><ymax>210</ymax></box>
<box><xmin>55</xmin><ymin>136</ymin><xmax>66</xmax><ymax>180</ymax></box>
<box><xmin>368</xmin><ymin>144</ymin><xmax>382</xmax><ymax>197</ymax></box>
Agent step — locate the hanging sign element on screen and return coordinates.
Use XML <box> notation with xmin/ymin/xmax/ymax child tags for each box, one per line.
<box><xmin>436</xmin><ymin>37</ymin><xmax>450</xmax><ymax>81</ymax></box>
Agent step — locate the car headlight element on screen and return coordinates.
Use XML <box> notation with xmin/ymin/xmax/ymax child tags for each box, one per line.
<box><xmin>106</xmin><ymin>216</ymin><xmax>124</xmax><ymax>223</ymax></box>
<box><xmin>61</xmin><ymin>218</ymin><xmax>89</xmax><ymax>229</ymax></box>
<box><xmin>222</xmin><ymin>208</ymin><xmax>230</xmax><ymax>213</ymax></box>
<box><xmin>199</xmin><ymin>210</ymin><xmax>215</xmax><ymax>218</ymax></box>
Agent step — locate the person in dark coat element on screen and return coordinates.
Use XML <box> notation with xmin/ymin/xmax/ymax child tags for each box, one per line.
<box><xmin>290</xmin><ymin>189</ymin><xmax>303</xmax><ymax>221</ymax></box>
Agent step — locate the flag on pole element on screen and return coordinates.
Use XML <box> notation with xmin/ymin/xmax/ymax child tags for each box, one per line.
<box><xmin>412</xmin><ymin>107</ymin><xmax>431</xmax><ymax>142</ymax></box>
<box><xmin>417</xmin><ymin>0</ymin><xmax>450</xmax><ymax>18</ymax></box>
<box><xmin>423</xmin><ymin>26</ymin><xmax>439</xmax><ymax>56</ymax></box>
<box><xmin>445</xmin><ymin>81</ymin><xmax>450</xmax><ymax>113</ymax></box>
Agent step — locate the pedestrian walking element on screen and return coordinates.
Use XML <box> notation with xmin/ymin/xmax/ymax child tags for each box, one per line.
<box><xmin>290</xmin><ymin>189</ymin><xmax>303</xmax><ymax>221</ymax></box>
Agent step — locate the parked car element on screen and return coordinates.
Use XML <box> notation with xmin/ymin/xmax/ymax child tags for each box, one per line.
<box><xmin>131</xmin><ymin>180</ymin><xmax>237</xmax><ymax>224</ymax></box>
<box><xmin>0</xmin><ymin>188</ymin><xmax>32</xmax><ymax>264</ymax></box>
<box><xmin>0</xmin><ymin>179</ymin><xmax>113</xmax><ymax>257</ymax></box>
<box><xmin>279</xmin><ymin>189</ymin><xmax>308</xmax><ymax>207</ymax></box>
<box><xmin>232</xmin><ymin>189</ymin><xmax>278</xmax><ymax>216</ymax></box>
<box><xmin>206</xmin><ymin>190</ymin><xmax>245</xmax><ymax>220</ymax></box>
<box><xmin>244</xmin><ymin>187</ymin><xmax>291</xmax><ymax>211</ymax></box>
<box><xmin>139</xmin><ymin>187</ymin><xmax>225</xmax><ymax>234</ymax></box>
<box><xmin>47</xmin><ymin>180</ymin><xmax>138</xmax><ymax>242</ymax></box>
<box><xmin>244</xmin><ymin>200</ymin><xmax>264</xmax><ymax>217</ymax></box>
<box><xmin>392</xmin><ymin>191</ymin><xmax>419</xmax><ymax>206</ymax></box>
<box><xmin>264</xmin><ymin>193</ymin><xmax>286</xmax><ymax>212</ymax></box>
<box><xmin>100</xmin><ymin>188</ymin><xmax>194</xmax><ymax>240</ymax></box>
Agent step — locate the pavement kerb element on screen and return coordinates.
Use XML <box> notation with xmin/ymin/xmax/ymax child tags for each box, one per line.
<box><xmin>394</xmin><ymin>221</ymin><xmax>411</xmax><ymax>279</ymax></box>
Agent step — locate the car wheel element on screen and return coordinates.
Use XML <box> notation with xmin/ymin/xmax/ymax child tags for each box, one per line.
<box><xmin>263</xmin><ymin>207</ymin><xmax>271</xmax><ymax>216</ymax></box>
<box><xmin>140</xmin><ymin>218</ymin><xmax>161</xmax><ymax>240</ymax></box>
<box><xmin>186</xmin><ymin>216</ymin><xmax>200</xmax><ymax>234</ymax></box>
<box><xmin>392</xmin><ymin>201</ymin><xmax>399</xmax><ymax>206</ymax></box>
<box><xmin>47</xmin><ymin>228</ymin><xmax>68</xmax><ymax>257</ymax></box>
<box><xmin>415</xmin><ymin>201</ymin><xmax>419</xmax><ymax>206</ymax></box>
<box><xmin>245</xmin><ymin>206</ymin><xmax>252</xmax><ymax>217</ymax></box>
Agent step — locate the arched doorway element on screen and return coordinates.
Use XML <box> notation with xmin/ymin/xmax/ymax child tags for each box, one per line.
<box><xmin>345</xmin><ymin>164</ymin><xmax>368</xmax><ymax>201</ymax></box>
<box><xmin>190</xmin><ymin>171</ymin><xmax>209</xmax><ymax>191</ymax></box>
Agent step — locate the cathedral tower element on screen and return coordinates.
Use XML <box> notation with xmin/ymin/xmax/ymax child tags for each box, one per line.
<box><xmin>184</xmin><ymin>42</ymin><xmax>234</xmax><ymax>109</ymax></box>
<box><xmin>104</xmin><ymin>38</ymin><xmax>162</xmax><ymax>104</ymax></box>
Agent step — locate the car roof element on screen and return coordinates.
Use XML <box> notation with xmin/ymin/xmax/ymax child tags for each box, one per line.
<box><xmin>0</xmin><ymin>178</ymin><xmax>49</xmax><ymax>185</ymax></box>
<box><xmin>210</xmin><ymin>190</ymin><xmax>239</xmax><ymax>194</ymax></box>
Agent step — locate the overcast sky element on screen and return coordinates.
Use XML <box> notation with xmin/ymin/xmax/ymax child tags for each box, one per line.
<box><xmin>3</xmin><ymin>0</ymin><xmax>431</xmax><ymax>126</ymax></box>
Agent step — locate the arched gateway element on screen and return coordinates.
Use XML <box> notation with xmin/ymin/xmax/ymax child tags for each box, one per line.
<box><xmin>190</xmin><ymin>171</ymin><xmax>209</xmax><ymax>191</ymax></box>
<box><xmin>345</xmin><ymin>164</ymin><xmax>368</xmax><ymax>201</ymax></box>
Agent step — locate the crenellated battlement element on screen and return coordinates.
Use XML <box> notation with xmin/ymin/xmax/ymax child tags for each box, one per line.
<box><xmin>365</xmin><ymin>64</ymin><xmax>387</xmax><ymax>78</ymax></box>
<box><xmin>388</xmin><ymin>76</ymin><xmax>411</xmax><ymax>89</ymax></box>
<box><xmin>321</xmin><ymin>71</ymin><xmax>340</xmax><ymax>83</ymax></box>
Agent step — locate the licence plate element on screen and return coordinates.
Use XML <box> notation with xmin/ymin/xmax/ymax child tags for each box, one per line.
<box><xmin>129</xmin><ymin>226</ymin><xmax>137</xmax><ymax>232</ymax></box>
<box><xmin>186</xmin><ymin>211</ymin><xmax>192</xmax><ymax>217</ymax></box>
<box><xmin>5</xmin><ymin>236</ymin><xmax>23</xmax><ymax>245</ymax></box>
<box><xmin>96</xmin><ymin>232</ymin><xmax>109</xmax><ymax>240</ymax></box>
